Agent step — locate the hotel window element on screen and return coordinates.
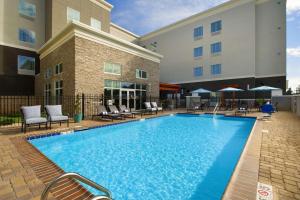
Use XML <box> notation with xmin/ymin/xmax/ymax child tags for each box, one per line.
<box><xmin>19</xmin><ymin>0</ymin><xmax>36</xmax><ymax>18</ymax></box>
<box><xmin>211</xmin><ymin>64</ymin><xmax>222</xmax><ymax>75</ymax></box>
<box><xmin>211</xmin><ymin>20</ymin><xmax>222</xmax><ymax>33</ymax></box>
<box><xmin>17</xmin><ymin>55</ymin><xmax>35</xmax><ymax>75</ymax></box>
<box><xmin>91</xmin><ymin>18</ymin><xmax>102</xmax><ymax>30</ymax></box>
<box><xmin>194</xmin><ymin>26</ymin><xmax>203</xmax><ymax>40</ymax></box>
<box><xmin>211</xmin><ymin>42</ymin><xmax>222</xmax><ymax>54</ymax></box>
<box><xmin>45</xmin><ymin>68</ymin><xmax>52</xmax><ymax>79</ymax></box>
<box><xmin>194</xmin><ymin>47</ymin><xmax>203</xmax><ymax>58</ymax></box>
<box><xmin>55</xmin><ymin>80</ymin><xmax>63</xmax><ymax>96</ymax></box>
<box><xmin>44</xmin><ymin>83</ymin><xmax>51</xmax><ymax>97</ymax></box>
<box><xmin>55</xmin><ymin>63</ymin><xmax>63</xmax><ymax>74</ymax></box>
<box><xmin>19</xmin><ymin>28</ymin><xmax>35</xmax><ymax>44</ymax></box>
<box><xmin>194</xmin><ymin>66</ymin><xmax>203</xmax><ymax>77</ymax></box>
<box><xmin>67</xmin><ymin>7</ymin><xmax>80</xmax><ymax>22</ymax></box>
<box><xmin>136</xmin><ymin>69</ymin><xmax>147</xmax><ymax>79</ymax></box>
<box><xmin>104</xmin><ymin>62</ymin><xmax>121</xmax><ymax>75</ymax></box>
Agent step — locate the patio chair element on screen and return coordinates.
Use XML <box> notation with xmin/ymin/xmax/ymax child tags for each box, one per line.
<box><xmin>108</xmin><ymin>105</ymin><xmax>130</xmax><ymax>119</ymax></box>
<box><xmin>20</xmin><ymin>105</ymin><xmax>47</xmax><ymax>133</ymax></box>
<box><xmin>92</xmin><ymin>105</ymin><xmax>121</xmax><ymax>121</ymax></box>
<box><xmin>235</xmin><ymin>105</ymin><xmax>248</xmax><ymax>116</ymax></box>
<box><xmin>144</xmin><ymin>102</ymin><xmax>157</xmax><ymax>115</ymax></box>
<box><xmin>151</xmin><ymin>102</ymin><xmax>163</xmax><ymax>112</ymax></box>
<box><xmin>187</xmin><ymin>104</ymin><xmax>200</xmax><ymax>113</ymax></box>
<box><xmin>45</xmin><ymin>105</ymin><xmax>69</xmax><ymax>129</ymax></box>
<box><xmin>119</xmin><ymin>105</ymin><xmax>137</xmax><ymax>118</ymax></box>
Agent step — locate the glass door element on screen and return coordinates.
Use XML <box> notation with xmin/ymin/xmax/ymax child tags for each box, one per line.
<box><xmin>120</xmin><ymin>89</ymin><xmax>136</xmax><ymax>110</ymax></box>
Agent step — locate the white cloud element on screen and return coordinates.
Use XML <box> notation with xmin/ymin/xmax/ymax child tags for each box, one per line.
<box><xmin>111</xmin><ymin>0</ymin><xmax>229</xmax><ymax>35</ymax></box>
<box><xmin>287</xmin><ymin>0</ymin><xmax>300</xmax><ymax>15</ymax></box>
<box><xmin>287</xmin><ymin>47</ymin><xmax>300</xmax><ymax>57</ymax></box>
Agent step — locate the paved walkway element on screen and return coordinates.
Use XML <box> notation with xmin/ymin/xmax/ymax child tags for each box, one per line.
<box><xmin>258</xmin><ymin>112</ymin><xmax>300</xmax><ymax>200</ymax></box>
<box><xmin>0</xmin><ymin>110</ymin><xmax>299</xmax><ymax>200</ymax></box>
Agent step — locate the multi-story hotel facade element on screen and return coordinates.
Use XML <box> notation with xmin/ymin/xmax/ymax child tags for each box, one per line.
<box><xmin>139</xmin><ymin>0</ymin><xmax>286</xmax><ymax>96</ymax></box>
<box><xmin>0</xmin><ymin>0</ymin><xmax>286</xmax><ymax>105</ymax></box>
<box><xmin>0</xmin><ymin>0</ymin><xmax>162</xmax><ymax>110</ymax></box>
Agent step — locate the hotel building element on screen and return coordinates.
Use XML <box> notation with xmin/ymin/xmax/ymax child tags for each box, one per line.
<box><xmin>139</xmin><ymin>0</ymin><xmax>286</xmax><ymax>96</ymax></box>
<box><xmin>0</xmin><ymin>0</ymin><xmax>286</xmax><ymax>106</ymax></box>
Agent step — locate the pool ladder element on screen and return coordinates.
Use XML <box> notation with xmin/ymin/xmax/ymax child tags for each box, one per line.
<box><xmin>40</xmin><ymin>172</ymin><xmax>113</xmax><ymax>200</ymax></box>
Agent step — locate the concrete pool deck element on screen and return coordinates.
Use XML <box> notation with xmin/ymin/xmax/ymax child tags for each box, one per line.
<box><xmin>0</xmin><ymin>110</ymin><xmax>299</xmax><ymax>200</ymax></box>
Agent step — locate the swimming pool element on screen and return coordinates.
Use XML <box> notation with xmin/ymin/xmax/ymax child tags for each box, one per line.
<box><xmin>30</xmin><ymin>114</ymin><xmax>255</xmax><ymax>200</ymax></box>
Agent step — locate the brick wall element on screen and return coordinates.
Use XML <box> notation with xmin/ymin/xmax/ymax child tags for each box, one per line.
<box><xmin>36</xmin><ymin>36</ymin><xmax>160</xmax><ymax>97</ymax></box>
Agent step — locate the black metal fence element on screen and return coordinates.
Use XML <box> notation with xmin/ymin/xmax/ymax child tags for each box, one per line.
<box><xmin>0</xmin><ymin>94</ymin><xmax>182</xmax><ymax>127</ymax></box>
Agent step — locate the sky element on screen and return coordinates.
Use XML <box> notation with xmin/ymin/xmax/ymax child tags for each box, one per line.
<box><xmin>107</xmin><ymin>0</ymin><xmax>300</xmax><ymax>92</ymax></box>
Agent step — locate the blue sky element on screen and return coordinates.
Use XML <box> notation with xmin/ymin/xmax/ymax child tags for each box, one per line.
<box><xmin>107</xmin><ymin>0</ymin><xmax>300</xmax><ymax>91</ymax></box>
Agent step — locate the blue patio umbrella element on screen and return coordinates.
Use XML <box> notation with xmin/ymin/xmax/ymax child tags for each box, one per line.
<box><xmin>191</xmin><ymin>88</ymin><xmax>212</xmax><ymax>93</ymax></box>
<box><xmin>249</xmin><ymin>86</ymin><xmax>280</xmax><ymax>91</ymax></box>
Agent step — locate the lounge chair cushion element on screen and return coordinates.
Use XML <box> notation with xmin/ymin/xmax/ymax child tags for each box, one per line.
<box><xmin>25</xmin><ymin>117</ymin><xmax>47</xmax><ymax>124</ymax></box>
<box><xmin>145</xmin><ymin>102</ymin><xmax>152</xmax><ymax>108</ymax></box>
<box><xmin>101</xmin><ymin>111</ymin><xmax>108</xmax><ymax>115</ymax></box>
<box><xmin>50</xmin><ymin>115</ymin><xmax>68</xmax><ymax>122</ymax></box>
<box><xmin>112</xmin><ymin>110</ymin><xmax>119</xmax><ymax>114</ymax></box>
<box><xmin>124</xmin><ymin>109</ymin><xmax>129</xmax><ymax>112</ymax></box>
<box><xmin>45</xmin><ymin>105</ymin><xmax>63</xmax><ymax>116</ymax></box>
<box><xmin>22</xmin><ymin>106</ymin><xmax>41</xmax><ymax>119</ymax></box>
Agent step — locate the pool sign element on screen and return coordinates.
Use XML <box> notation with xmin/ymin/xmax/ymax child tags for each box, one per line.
<box><xmin>257</xmin><ymin>182</ymin><xmax>273</xmax><ymax>200</ymax></box>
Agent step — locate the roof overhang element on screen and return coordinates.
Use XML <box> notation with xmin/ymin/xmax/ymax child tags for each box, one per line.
<box><xmin>38</xmin><ymin>21</ymin><xmax>163</xmax><ymax>63</ymax></box>
<box><xmin>89</xmin><ymin>0</ymin><xmax>113</xmax><ymax>12</ymax></box>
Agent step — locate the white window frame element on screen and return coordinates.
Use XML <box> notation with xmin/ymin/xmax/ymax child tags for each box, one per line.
<box><xmin>194</xmin><ymin>26</ymin><xmax>203</xmax><ymax>40</ymax></box>
<box><xmin>17</xmin><ymin>55</ymin><xmax>35</xmax><ymax>75</ymax></box>
<box><xmin>211</xmin><ymin>42</ymin><xmax>222</xmax><ymax>56</ymax></box>
<box><xmin>19</xmin><ymin>0</ymin><xmax>36</xmax><ymax>18</ymax></box>
<box><xmin>55</xmin><ymin>63</ymin><xmax>63</xmax><ymax>75</ymax></box>
<box><xmin>90</xmin><ymin>17</ymin><xmax>102</xmax><ymax>30</ymax></box>
<box><xmin>55</xmin><ymin>80</ymin><xmax>63</xmax><ymax>96</ymax></box>
<box><xmin>193</xmin><ymin>66</ymin><xmax>203</xmax><ymax>77</ymax></box>
<box><xmin>67</xmin><ymin>7</ymin><xmax>80</xmax><ymax>22</ymax></box>
<box><xmin>45</xmin><ymin>67</ymin><xmax>53</xmax><ymax>79</ymax></box>
<box><xmin>136</xmin><ymin>69</ymin><xmax>148</xmax><ymax>79</ymax></box>
<box><xmin>104</xmin><ymin>62</ymin><xmax>121</xmax><ymax>75</ymax></box>
<box><xmin>211</xmin><ymin>64</ymin><xmax>222</xmax><ymax>75</ymax></box>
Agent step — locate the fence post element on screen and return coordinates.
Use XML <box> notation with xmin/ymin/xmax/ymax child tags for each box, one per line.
<box><xmin>82</xmin><ymin>93</ymin><xmax>85</xmax><ymax>120</ymax></box>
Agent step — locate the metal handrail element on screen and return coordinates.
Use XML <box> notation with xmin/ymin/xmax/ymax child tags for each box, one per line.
<box><xmin>213</xmin><ymin>102</ymin><xmax>219</xmax><ymax>113</ymax></box>
<box><xmin>40</xmin><ymin>172</ymin><xmax>112</xmax><ymax>200</ymax></box>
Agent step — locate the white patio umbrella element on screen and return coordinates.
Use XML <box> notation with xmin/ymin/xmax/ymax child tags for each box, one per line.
<box><xmin>191</xmin><ymin>88</ymin><xmax>212</xmax><ymax>93</ymax></box>
<box><xmin>249</xmin><ymin>86</ymin><xmax>280</xmax><ymax>91</ymax></box>
<box><xmin>218</xmin><ymin>87</ymin><xmax>244</xmax><ymax>107</ymax></box>
<box><xmin>218</xmin><ymin>87</ymin><xmax>244</xmax><ymax>92</ymax></box>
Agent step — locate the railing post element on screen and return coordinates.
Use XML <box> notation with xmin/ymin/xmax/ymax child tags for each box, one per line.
<box><xmin>82</xmin><ymin>93</ymin><xmax>85</xmax><ymax>120</ymax></box>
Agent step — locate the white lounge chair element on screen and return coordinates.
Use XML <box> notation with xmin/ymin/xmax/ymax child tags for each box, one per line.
<box><xmin>20</xmin><ymin>105</ymin><xmax>47</xmax><ymax>133</ymax></box>
<box><xmin>45</xmin><ymin>105</ymin><xmax>69</xmax><ymax>129</ymax></box>
<box><xmin>151</xmin><ymin>102</ymin><xmax>163</xmax><ymax>112</ymax></box>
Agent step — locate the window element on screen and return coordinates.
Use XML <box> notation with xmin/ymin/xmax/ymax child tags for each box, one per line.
<box><xmin>194</xmin><ymin>47</ymin><xmax>203</xmax><ymax>58</ymax></box>
<box><xmin>67</xmin><ymin>7</ymin><xmax>80</xmax><ymax>22</ymax></box>
<box><xmin>19</xmin><ymin>28</ymin><xmax>35</xmax><ymax>44</ymax></box>
<box><xmin>19</xmin><ymin>0</ymin><xmax>36</xmax><ymax>18</ymax></box>
<box><xmin>55</xmin><ymin>80</ymin><xmax>63</xmax><ymax>96</ymax></box>
<box><xmin>194</xmin><ymin>26</ymin><xmax>203</xmax><ymax>40</ymax></box>
<box><xmin>104</xmin><ymin>62</ymin><xmax>121</xmax><ymax>75</ymax></box>
<box><xmin>17</xmin><ymin>55</ymin><xmax>35</xmax><ymax>75</ymax></box>
<box><xmin>91</xmin><ymin>18</ymin><xmax>102</xmax><ymax>30</ymax></box>
<box><xmin>194</xmin><ymin>67</ymin><xmax>203</xmax><ymax>77</ymax></box>
<box><xmin>136</xmin><ymin>69</ymin><xmax>147</xmax><ymax>79</ymax></box>
<box><xmin>45</xmin><ymin>68</ymin><xmax>52</xmax><ymax>79</ymax></box>
<box><xmin>104</xmin><ymin>80</ymin><xmax>121</xmax><ymax>88</ymax></box>
<box><xmin>211</xmin><ymin>20</ymin><xmax>222</xmax><ymax>33</ymax></box>
<box><xmin>44</xmin><ymin>83</ymin><xmax>51</xmax><ymax>97</ymax></box>
<box><xmin>55</xmin><ymin>63</ymin><xmax>63</xmax><ymax>74</ymax></box>
<box><xmin>211</xmin><ymin>42</ymin><xmax>222</xmax><ymax>54</ymax></box>
<box><xmin>211</xmin><ymin>64</ymin><xmax>222</xmax><ymax>75</ymax></box>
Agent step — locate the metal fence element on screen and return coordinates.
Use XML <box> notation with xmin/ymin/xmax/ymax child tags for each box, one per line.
<box><xmin>0</xmin><ymin>94</ymin><xmax>180</xmax><ymax>127</ymax></box>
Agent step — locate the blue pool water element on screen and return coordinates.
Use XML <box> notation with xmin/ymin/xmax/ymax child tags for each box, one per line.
<box><xmin>30</xmin><ymin>114</ymin><xmax>255</xmax><ymax>200</ymax></box>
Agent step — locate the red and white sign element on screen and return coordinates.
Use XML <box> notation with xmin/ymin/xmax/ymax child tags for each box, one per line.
<box><xmin>257</xmin><ymin>182</ymin><xmax>273</xmax><ymax>200</ymax></box>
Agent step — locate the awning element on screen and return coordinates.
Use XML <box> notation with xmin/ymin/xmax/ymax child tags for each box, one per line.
<box><xmin>160</xmin><ymin>83</ymin><xmax>180</xmax><ymax>92</ymax></box>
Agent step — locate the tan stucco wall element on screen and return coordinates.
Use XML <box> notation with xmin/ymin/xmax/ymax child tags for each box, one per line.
<box><xmin>0</xmin><ymin>0</ymin><xmax>45</xmax><ymax>49</ymax></box>
<box><xmin>46</xmin><ymin>0</ymin><xmax>111</xmax><ymax>41</ymax></box>
<box><xmin>36</xmin><ymin>36</ymin><xmax>160</xmax><ymax>97</ymax></box>
<box><xmin>109</xmin><ymin>24</ymin><xmax>139</xmax><ymax>43</ymax></box>
<box><xmin>255</xmin><ymin>0</ymin><xmax>286</xmax><ymax>77</ymax></box>
<box><xmin>140</xmin><ymin>0</ymin><xmax>286</xmax><ymax>84</ymax></box>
